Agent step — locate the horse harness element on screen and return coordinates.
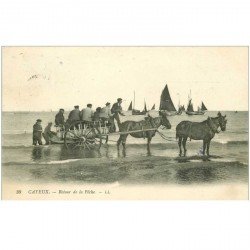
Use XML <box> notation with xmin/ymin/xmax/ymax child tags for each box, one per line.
<box><xmin>137</xmin><ymin>117</ymin><xmax>158</xmax><ymax>139</ymax></box>
<box><xmin>207</xmin><ymin>118</ymin><xmax>221</xmax><ymax>133</ymax></box>
<box><xmin>185</xmin><ymin>118</ymin><xmax>220</xmax><ymax>141</ymax></box>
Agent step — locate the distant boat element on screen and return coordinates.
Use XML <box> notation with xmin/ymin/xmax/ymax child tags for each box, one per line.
<box><xmin>127</xmin><ymin>101</ymin><xmax>133</xmax><ymax>111</ymax></box>
<box><xmin>201</xmin><ymin>101</ymin><xmax>207</xmax><ymax>112</ymax></box>
<box><xmin>127</xmin><ymin>100</ymin><xmax>140</xmax><ymax>115</ymax></box>
<box><xmin>140</xmin><ymin>100</ymin><xmax>148</xmax><ymax>115</ymax></box>
<box><xmin>177</xmin><ymin>105</ymin><xmax>185</xmax><ymax>115</ymax></box>
<box><xmin>235</xmin><ymin>111</ymin><xmax>238</xmax><ymax>113</ymax></box>
<box><xmin>126</xmin><ymin>100</ymin><xmax>142</xmax><ymax>115</ymax></box>
<box><xmin>186</xmin><ymin>97</ymin><xmax>205</xmax><ymax>116</ymax></box>
<box><xmin>159</xmin><ymin>84</ymin><xmax>177</xmax><ymax>115</ymax></box>
<box><xmin>128</xmin><ymin>92</ymin><xmax>149</xmax><ymax>115</ymax></box>
<box><xmin>151</xmin><ymin>104</ymin><xmax>155</xmax><ymax>110</ymax></box>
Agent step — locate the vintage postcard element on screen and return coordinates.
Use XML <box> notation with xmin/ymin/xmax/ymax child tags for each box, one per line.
<box><xmin>1</xmin><ymin>46</ymin><xmax>248</xmax><ymax>200</ymax></box>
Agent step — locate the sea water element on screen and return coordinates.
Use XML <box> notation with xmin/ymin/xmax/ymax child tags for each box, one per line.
<box><xmin>1</xmin><ymin>111</ymin><xmax>248</xmax><ymax>186</ymax></box>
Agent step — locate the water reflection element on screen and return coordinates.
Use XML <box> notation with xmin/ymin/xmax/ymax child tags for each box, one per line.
<box><xmin>59</xmin><ymin>146</ymin><xmax>102</xmax><ymax>160</ymax></box>
<box><xmin>176</xmin><ymin>166</ymin><xmax>216</xmax><ymax>184</ymax></box>
<box><xmin>31</xmin><ymin>147</ymin><xmax>43</xmax><ymax>160</ymax></box>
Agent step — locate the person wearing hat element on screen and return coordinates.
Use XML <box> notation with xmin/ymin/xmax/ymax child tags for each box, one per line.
<box><xmin>100</xmin><ymin>102</ymin><xmax>115</xmax><ymax>132</ymax></box>
<box><xmin>55</xmin><ymin>108</ymin><xmax>65</xmax><ymax>127</ymax></box>
<box><xmin>43</xmin><ymin>122</ymin><xmax>53</xmax><ymax>145</ymax></box>
<box><xmin>111</xmin><ymin>98</ymin><xmax>124</xmax><ymax>115</ymax></box>
<box><xmin>100</xmin><ymin>102</ymin><xmax>113</xmax><ymax>120</ymax></box>
<box><xmin>68</xmin><ymin>105</ymin><xmax>81</xmax><ymax>122</ymax></box>
<box><xmin>111</xmin><ymin>98</ymin><xmax>125</xmax><ymax>132</ymax></box>
<box><xmin>33</xmin><ymin>119</ymin><xmax>43</xmax><ymax>145</ymax></box>
<box><xmin>93</xmin><ymin>107</ymin><xmax>102</xmax><ymax>122</ymax></box>
<box><xmin>81</xmin><ymin>104</ymin><xmax>94</xmax><ymax>123</ymax></box>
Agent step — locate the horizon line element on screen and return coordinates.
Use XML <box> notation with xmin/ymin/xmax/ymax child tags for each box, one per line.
<box><xmin>2</xmin><ymin>110</ymin><xmax>248</xmax><ymax>112</ymax></box>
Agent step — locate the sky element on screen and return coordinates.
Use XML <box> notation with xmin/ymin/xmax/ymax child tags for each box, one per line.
<box><xmin>2</xmin><ymin>47</ymin><xmax>248</xmax><ymax>111</ymax></box>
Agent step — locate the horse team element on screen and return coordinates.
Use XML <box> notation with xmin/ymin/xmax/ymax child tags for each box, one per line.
<box><xmin>116</xmin><ymin>111</ymin><xmax>227</xmax><ymax>157</ymax></box>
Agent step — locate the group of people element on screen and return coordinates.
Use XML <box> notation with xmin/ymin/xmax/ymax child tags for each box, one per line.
<box><xmin>32</xmin><ymin>98</ymin><xmax>124</xmax><ymax>145</ymax></box>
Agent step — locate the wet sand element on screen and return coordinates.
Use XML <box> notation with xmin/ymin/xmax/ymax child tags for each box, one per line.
<box><xmin>2</xmin><ymin>154</ymin><xmax>248</xmax><ymax>200</ymax></box>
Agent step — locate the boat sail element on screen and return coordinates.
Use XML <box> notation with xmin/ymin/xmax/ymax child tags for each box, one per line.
<box><xmin>201</xmin><ymin>101</ymin><xmax>207</xmax><ymax>111</ymax></box>
<box><xmin>186</xmin><ymin>97</ymin><xmax>205</xmax><ymax>115</ymax></box>
<box><xmin>151</xmin><ymin>104</ymin><xmax>155</xmax><ymax>110</ymax></box>
<box><xmin>128</xmin><ymin>92</ymin><xmax>149</xmax><ymax>115</ymax></box>
<box><xmin>176</xmin><ymin>95</ymin><xmax>185</xmax><ymax>115</ymax></box>
<box><xmin>127</xmin><ymin>101</ymin><xmax>133</xmax><ymax>111</ymax></box>
<box><xmin>177</xmin><ymin>104</ymin><xmax>185</xmax><ymax>115</ymax></box>
<box><xmin>159</xmin><ymin>84</ymin><xmax>177</xmax><ymax>114</ymax></box>
<box><xmin>187</xmin><ymin>99</ymin><xmax>194</xmax><ymax>112</ymax></box>
<box><xmin>140</xmin><ymin>100</ymin><xmax>148</xmax><ymax>115</ymax></box>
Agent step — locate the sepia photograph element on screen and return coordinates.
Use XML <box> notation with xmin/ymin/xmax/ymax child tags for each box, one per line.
<box><xmin>1</xmin><ymin>46</ymin><xmax>248</xmax><ymax>199</ymax></box>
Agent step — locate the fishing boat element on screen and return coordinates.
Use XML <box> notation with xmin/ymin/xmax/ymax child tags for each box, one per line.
<box><xmin>128</xmin><ymin>101</ymin><xmax>133</xmax><ymax>111</ymax></box>
<box><xmin>159</xmin><ymin>84</ymin><xmax>177</xmax><ymax>116</ymax></box>
<box><xmin>139</xmin><ymin>100</ymin><xmax>148</xmax><ymax>115</ymax></box>
<box><xmin>127</xmin><ymin>100</ymin><xmax>140</xmax><ymax>115</ymax></box>
<box><xmin>186</xmin><ymin>99</ymin><xmax>203</xmax><ymax>115</ymax></box>
<box><xmin>201</xmin><ymin>102</ymin><xmax>207</xmax><ymax>112</ymax></box>
<box><xmin>128</xmin><ymin>92</ymin><xmax>148</xmax><ymax>115</ymax></box>
<box><xmin>186</xmin><ymin>100</ymin><xmax>207</xmax><ymax>115</ymax></box>
<box><xmin>176</xmin><ymin>105</ymin><xmax>185</xmax><ymax>115</ymax></box>
<box><xmin>176</xmin><ymin>95</ymin><xmax>185</xmax><ymax>115</ymax></box>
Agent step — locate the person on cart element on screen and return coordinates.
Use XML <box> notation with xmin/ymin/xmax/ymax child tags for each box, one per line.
<box><xmin>111</xmin><ymin>98</ymin><xmax>124</xmax><ymax>115</ymax></box>
<box><xmin>67</xmin><ymin>105</ymin><xmax>81</xmax><ymax>129</ymax></box>
<box><xmin>68</xmin><ymin>105</ymin><xmax>80</xmax><ymax>122</ymax></box>
<box><xmin>100</xmin><ymin>102</ymin><xmax>115</xmax><ymax>131</ymax></box>
<box><xmin>111</xmin><ymin>98</ymin><xmax>125</xmax><ymax>131</ymax></box>
<box><xmin>100</xmin><ymin>102</ymin><xmax>112</xmax><ymax>121</ymax></box>
<box><xmin>33</xmin><ymin>119</ymin><xmax>43</xmax><ymax>145</ymax></box>
<box><xmin>81</xmin><ymin>104</ymin><xmax>94</xmax><ymax>126</ymax></box>
<box><xmin>55</xmin><ymin>108</ymin><xmax>65</xmax><ymax>128</ymax></box>
<box><xmin>93</xmin><ymin>107</ymin><xmax>102</xmax><ymax>122</ymax></box>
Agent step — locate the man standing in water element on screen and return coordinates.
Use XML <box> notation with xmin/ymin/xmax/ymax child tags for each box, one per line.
<box><xmin>43</xmin><ymin>122</ymin><xmax>53</xmax><ymax>145</ymax></box>
<box><xmin>33</xmin><ymin>119</ymin><xmax>43</xmax><ymax>145</ymax></box>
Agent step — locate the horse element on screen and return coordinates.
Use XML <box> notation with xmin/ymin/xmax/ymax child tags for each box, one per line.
<box><xmin>176</xmin><ymin>112</ymin><xmax>227</xmax><ymax>157</ymax></box>
<box><xmin>115</xmin><ymin>111</ymin><xmax>171</xmax><ymax>154</ymax></box>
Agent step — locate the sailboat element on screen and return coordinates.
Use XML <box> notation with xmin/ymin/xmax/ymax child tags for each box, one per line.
<box><xmin>177</xmin><ymin>104</ymin><xmax>185</xmax><ymax>115</ymax></box>
<box><xmin>186</xmin><ymin>97</ymin><xmax>206</xmax><ymax>115</ymax></box>
<box><xmin>176</xmin><ymin>96</ymin><xmax>185</xmax><ymax>115</ymax></box>
<box><xmin>128</xmin><ymin>91</ymin><xmax>149</xmax><ymax>115</ymax></box>
<box><xmin>159</xmin><ymin>84</ymin><xmax>177</xmax><ymax>115</ymax></box>
<box><xmin>201</xmin><ymin>102</ymin><xmax>207</xmax><ymax>112</ymax></box>
<box><xmin>127</xmin><ymin>101</ymin><xmax>133</xmax><ymax>111</ymax></box>
<box><xmin>151</xmin><ymin>104</ymin><xmax>155</xmax><ymax>110</ymax></box>
<box><xmin>140</xmin><ymin>100</ymin><xmax>148</xmax><ymax>115</ymax></box>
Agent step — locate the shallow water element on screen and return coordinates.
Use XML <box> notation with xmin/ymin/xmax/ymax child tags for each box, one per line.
<box><xmin>1</xmin><ymin>111</ymin><xmax>248</xmax><ymax>186</ymax></box>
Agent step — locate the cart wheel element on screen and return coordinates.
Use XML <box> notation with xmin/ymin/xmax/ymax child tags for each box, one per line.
<box><xmin>64</xmin><ymin>121</ymin><xmax>102</xmax><ymax>150</ymax></box>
